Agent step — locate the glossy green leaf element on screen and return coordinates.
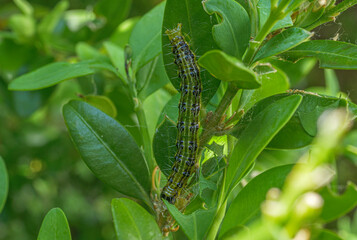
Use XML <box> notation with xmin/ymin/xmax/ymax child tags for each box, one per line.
<box><xmin>220</xmin><ymin>164</ymin><xmax>295</xmax><ymax>237</ymax></box>
<box><xmin>319</xmin><ymin>182</ymin><xmax>357</xmax><ymax>223</ymax></box>
<box><xmin>257</xmin><ymin>0</ymin><xmax>293</xmax><ymax>32</ymax></box>
<box><xmin>103</xmin><ymin>41</ymin><xmax>126</xmax><ymax>80</ymax></box>
<box><xmin>198</xmin><ymin>50</ymin><xmax>260</xmax><ymax>89</ymax></box>
<box><xmin>153</xmin><ymin>116</ymin><xmax>177</xmax><ymax>177</ymax></box>
<box><xmin>233</xmin><ymin>92</ymin><xmax>357</xmax><ymax>149</ymax></box>
<box><xmin>92</xmin><ymin>0</ymin><xmax>131</xmax><ymax>41</ymax></box>
<box><xmin>254</xmin><ymin>28</ymin><xmax>312</xmax><ymax>62</ymax></box>
<box><xmin>14</xmin><ymin>0</ymin><xmax>33</xmax><ymax>15</ymax></box>
<box><xmin>163</xmin><ymin>0</ymin><xmax>220</xmax><ymax>105</ymax></box>
<box><xmin>129</xmin><ymin>2</ymin><xmax>165</xmax><ymax>70</ymax></box>
<box><xmin>165</xmin><ymin>201</ymin><xmax>216</xmax><ymax>240</ymax></box>
<box><xmin>37</xmin><ymin>208</ymin><xmax>71</xmax><ymax>240</ymax></box>
<box><xmin>83</xmin><ymin>95</ymin><xmax>117</xmax><ymax>118</ymax></box>
<box><xmin>281</xmin><ymin>40</ymin><xmax>357</xmax><ymax>70</ymax></box>
<box><xmin>111</xmin><ymin>198</ymin><xmax>162</xmax><ymax>240</ymax></box>
<box><xmin>239</xmin><ymin>67</ymin><xmax>290</xmax><ymax>111</ymax></box>
<box><xmin>226</xmin><ymin>95</ymin><xmax>302</xmax><ymax>195</ymax></box>
<box><xmin>202</xmin><ymin>0</ymin><xmax>250</xmax><ymax>59</ymax></box>
<box><xmin>0</xmin><ymin>156</ymin><xmax>8</xmax><ymax>213</ymax></box>
<box><xmin>8</xmin><ymin>61</ymin><xmax>96</xmax><ymax>91</ymax></box>
<box><xmin>63</xmin><ymin>100</ymin><xmax>151</xmax><ymax>206</ymax></box>
<box><xmin>136</xmin><ymin>54</ymin><xmax>170</xmax><ymax>100</ymax></box>
<box><xmin>76</xmin><ymin>42</ymin><xmax>107</xmax><ymax>61</ymax></box>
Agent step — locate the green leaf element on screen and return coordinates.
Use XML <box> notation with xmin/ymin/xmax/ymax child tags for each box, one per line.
<box><xmin>319</xmin><ymin>182</ymin><xmax>357</xmax><ymax>223</ymax></box>
<box><xmin>37</xmin><ymin>208</ymin><xmax>71</xmax><ymax>240</ymax></box>
<box><xmin>311</xmin><ymin>229</ymin><xmax>343</xmax><ymax>240</ymax></box>
<box><xmin>257</xmin><ymin>0</ymin><xmax>293</xmax><ymax>32</ymax></box>
<box><xmin>153</xmin><ymin>116</ymin><xmax>177</xmax><ymax>177</ymax></box>
<box><xmin>220</xmin><ymin>164</ymin><xmax>295</xmax><ymax>237</ymax></box>
<box><xmin>156</xmin><ymin>94</ymin><xmax>180</xmax><ymax>126</ymax></box>
<box><xmin>110</xmin><ymin>17</ymin><xmax>140</xmax><ymax>48</ymax></box>
<box><xmin>83</xmin><ymin>95</ymin><xmax>117</xmax><ymax>118</ymax></box>
<box><xmin>63</xmin><ymin>100</ymin><xmax>151</xmax><ymax>206</ymax></box>
<box><xmin>164</xmin><ymin>201</ymin><xmax>216</xmax><ymax>240</ymax></box>
<box><xmin>38</xmin><ymin>0</ymin><xmax>68</xmax><ymax>38</ymax></box>
<box><xmin>239</xmin><ymin>67</ymin><xmax>290</xmax><ymax>111</ymax></box>
<box><xmin>103</xmin><ymin>41</ymin><xmax>126</xmax><ymax>81</ymax></box>
<box><xmin>269</xmin><ymin>58</ymin><xmax>316</xmax><ymax>86</ymax></box>
<box><xmin>136</xmin><ymin>54</ymin><xmax>170</xmax><ymax>100</ymax></box>
<box><xmin>92</xmin><ymin>0</ymin><xmax>131</xmax><ymax>41</ymax></box>
<box><xmin>14</xmin><ymin>0</ymin><xmax>33</xmax><ymax>15</ymax></box>
<box><xmin>0</xmin><ymin>156</ymin><xmax>8</xmax><ymax>213</ymax></box>
<box><xmin>198</xmin><ymin>50</ymin><xmax>260</xmax><ymax>89</ymax></box>
<box><xmin>111</xmin><ymin>198</ymin><xmax>162</xmax><ymax>240</ymax></box>
<box><xmin>129</xmin><ymin>1</ymin><xmax>165</xmax><ymax>70</ymax></box>
<box><xmin>9</xmin><ymin>14</ymin><xmax>35</xmax><ymax>43</ymax></box>
<box><xmin>76</xmin><ymin>42</ymin><xmax>107</xmax><ymax>61</ymax></box>
<box><xmin>142</xmin><ymin>88</ymin><xmax>172</xmax><ymax>141</ymax></box>
<box><xmin>254</xmin><ymin>28</ymin><xmax>312</xmax><ymax>62</ymax></box>
<box><xmin>280</xmin><ymin>40</ymin><xmax>357</xmax><ymax>70</ymax></box>
<box><xmin>233</xmin><ymin>92</ymin><xmax>357</xmax><ymax>149</ymax></box>
<box><xmin>8</xmin><ymin>61</ymin><xmax>95</xmax><ymax>91</ymax></box>
<box><xmin>202</xmin><ymin>0</ymin><xmax>250</xmax><ymax>59</ymax></box>
<box><xmin>226</xmin><ymin>95</ymin><xmax>302</xmax><ymax>195</ymax></box>
<box><xmin>163</xmin><ymin>0</ymin><xmax>220</xmax><ymax>105</ymax></box>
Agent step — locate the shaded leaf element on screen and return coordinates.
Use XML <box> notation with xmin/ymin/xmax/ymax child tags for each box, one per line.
<box><xmin>220</xmin><ymin>164</ymin><xmax>295</xmax><ymax>237</ymax></box>
<box><xmin>92</xmin><ymin>0</ymin><xmax>131</xmax><ymax>41</ymax></box>
<box><xmin>111</xmin><ymin>198</ymin><xmax>162</xmax><ymax>240</ymax></box>
<box><xmin>280</xmin><ymin>40</ymin><xmax>357</xmax><ymax>70</ymax></box>
<box><xmin>165</xmin><ymin>201</ymin><xmax>216</xmax><ymax>240</ymax></box>
<box><xmin>319</xmin><ymin>182</ymin><xmax>357</xmax><ymax>223</ymax></box>
<box><xmin>83</xmin><ymin>95</ymin><xmax>117</xmax><ymax>118</ymax></box>
<box><xmin>163</xmin><ymin>0</ymin><xmax>220</xmax><ymax>105</ymax></box>
<box><xmin>9</xmin><ymin>61</ymin><xmax>96</xmax><ymax>90</ymax></box>
<box><xmin>103</xmin><ymin>41</ymin><xmax>126</xmax><ymax>80</ymax></box>
<box><xmin>153</xmin><ymin>116</ymin><xmax>177</xmax><ymax>177</ymax></box>
<box><xmin>202</xmin><ymin>0</ymin><xmax>250</xmax><ymax>59</ymax></box>
<box><xmin>37</xmin><ymin>208</ymin><xmax>71</xmax><ymax>240</ymax></box>
<box><xmin>233</xmin><ymin>92</ymin><xmax>357</xmax><ymax>149</ymax></box>
<box><xmin>226</xmin><ymin>95</ymin><xmax>302</xmax><ymax>195</ymax></box>
<box><xmin>63</xmin><ymin>100</ymin><xmax>151</xmax><ymax>205</ymax></box>
<box><xmin>198</xmin><ymin>50</ymin><xmax>260</xmax><ymax>89</ymax></box>
<box><xmin>130</xmin><ymin>2</ymin><xmax>165</xmax><ymax>70</ymax></box>
<box><xmin>0</xmin><ymin>156</ymin><xmax>8</xmax><ymax>213</ymax></box>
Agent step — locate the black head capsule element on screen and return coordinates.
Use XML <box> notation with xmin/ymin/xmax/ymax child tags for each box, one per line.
<box><xmin>191</xmin><ymin>103</ymin><xmax>200</xmax><ymax>115</ymax></box>
<box><xmin>172</xmin><ymin>166</ymin><xmax>179</xmax><ymax>173</ymax></box>
<box><xmin>190</xmin><ymin>122</ymin><xmax>199</xmax><ymax>133</ymax></box>
<box><xmin>177</xmin><ymin>181</ymin><xmax>184</xmax><ymax>188</ymax></box>
<box><xmin>168</xmin><ymin>177</ymin><xmax>173</xmax><ymax>183</ymax></box>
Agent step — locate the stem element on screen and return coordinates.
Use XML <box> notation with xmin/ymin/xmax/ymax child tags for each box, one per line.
<box><xmin>199</xmin><ymin>83</ymin><xmax>239</xmax><ymax>151</ymax></box>
<box><xmin>136</xmin><ymin>102</ymin><xmax>155</xmax><ymax>172</ymax></box>
<box><xmin>206</xmin><ymin>200</ymin><xmax>227</xmax><ymax>240</ymax></box>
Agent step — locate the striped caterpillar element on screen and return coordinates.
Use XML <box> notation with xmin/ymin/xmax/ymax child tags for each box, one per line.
<box><xmin>160</xmin><ymin>23</ymin><xmax>202</xmax><ymax>204</ymax></box>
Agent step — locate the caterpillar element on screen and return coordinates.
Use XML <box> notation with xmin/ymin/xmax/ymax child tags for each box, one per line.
<box><xmin>161</xmin><ymin>23</ymin><xmax>202</xmax><ymax>204</ymax></box>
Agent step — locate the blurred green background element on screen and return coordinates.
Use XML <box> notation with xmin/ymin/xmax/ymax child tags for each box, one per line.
<box><xmin>0</xmin><ymin>0</ymin><xmax>356</xmax><ymax>239</ymax></box>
